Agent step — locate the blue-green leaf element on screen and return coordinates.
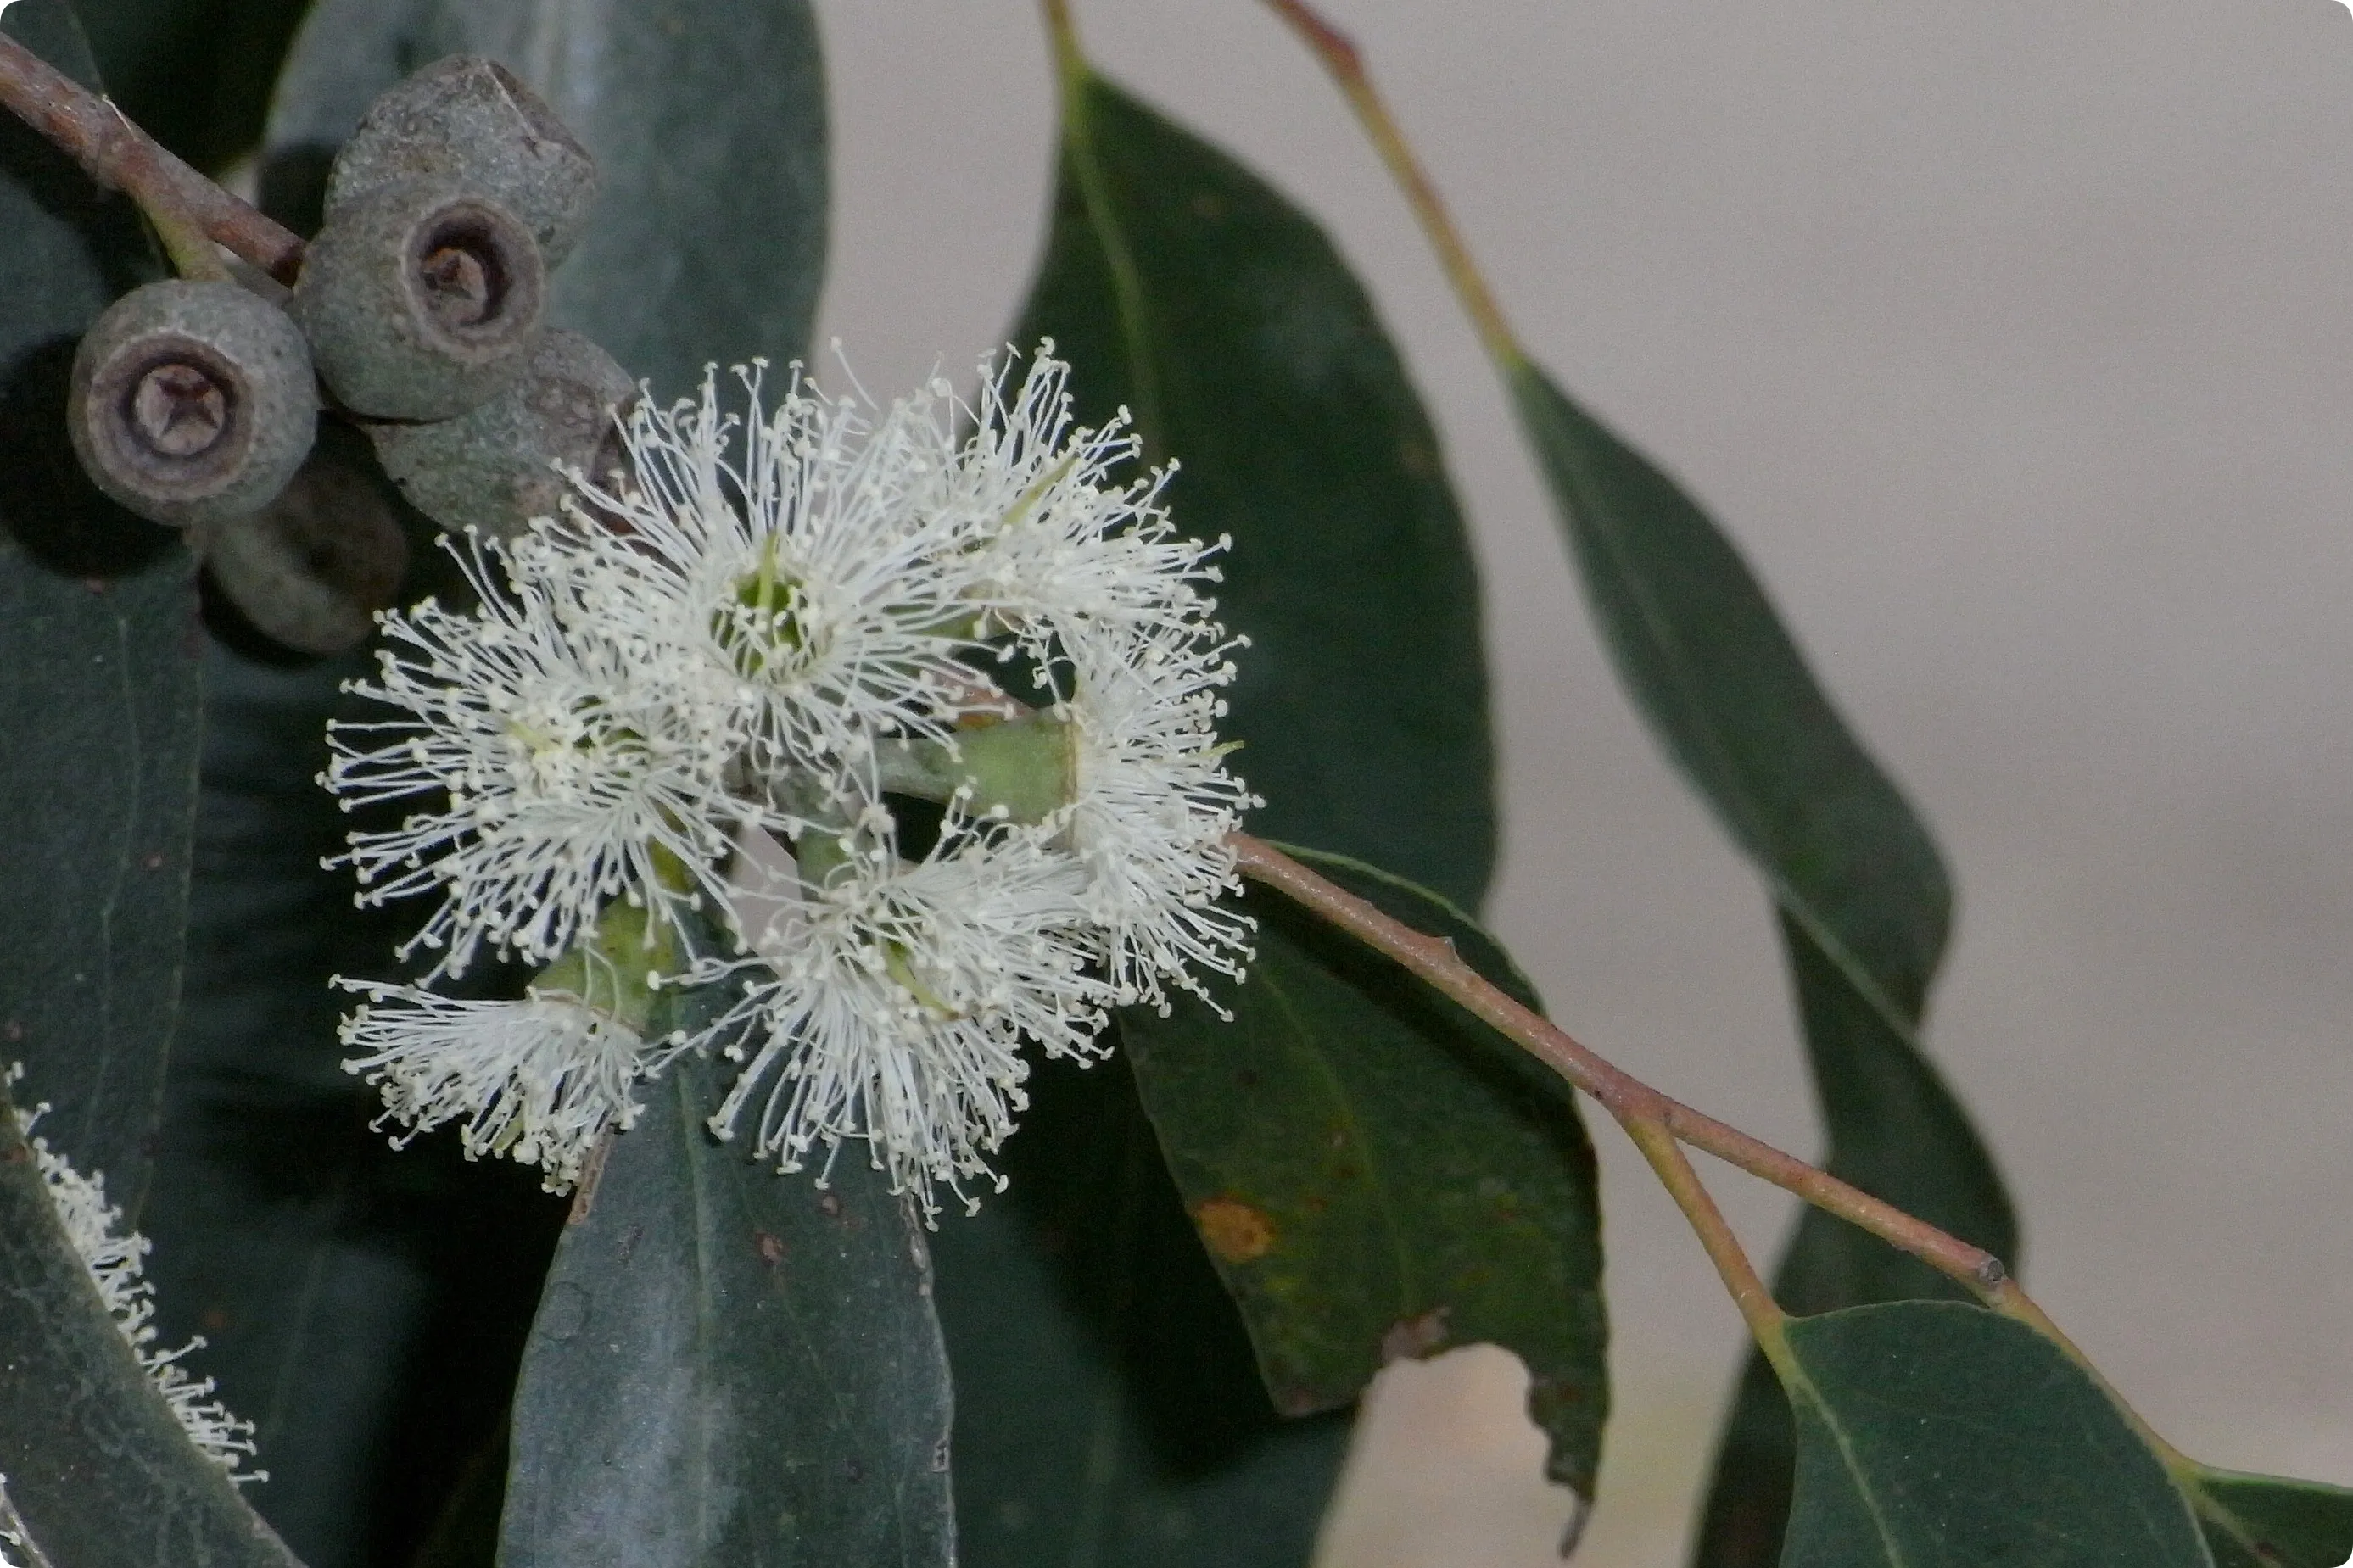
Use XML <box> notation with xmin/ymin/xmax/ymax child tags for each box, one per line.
<box><xmin>499</xmin><ymin>1056</ymin><xmax>954</xmax><ymax>1568</ymax></box>
<box><xmin>0</xmin><ymin>0</ymin><xmax>184</xmax><ymax>1221</ymax></box>
<box><xmin>1776</xmin><ymin>1303</ymin><xmax>2208</xmax><ymax>1568</ymax></box>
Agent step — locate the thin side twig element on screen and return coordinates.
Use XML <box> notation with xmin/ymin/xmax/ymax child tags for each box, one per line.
<box><xmin>1259</xmin><ymin>0</ymin><xmax>1519</xmax><ymax>365</ymax></box>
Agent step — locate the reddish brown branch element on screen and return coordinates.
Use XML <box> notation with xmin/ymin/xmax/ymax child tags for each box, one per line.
<box><xmin>1230</xmin><ymin>834</ymin><xmax>2010</xmax><ymax>1295</ymax></box>
<box><xmin>0</xmin><ymin>33</ymin><xmax>305</xmax><ymax>284</ymax></box>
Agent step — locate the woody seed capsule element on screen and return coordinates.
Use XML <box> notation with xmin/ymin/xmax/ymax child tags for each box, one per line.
<box><xmin>292</xmin><ymin>177</ymin><xmax>545</xmax><ymax>420</ymax></box>
<box><xmin>327</xmin><ymin>56</ymin><xmax>598</xmax><ymax>271</ymax></box>
<box><xmin>367</xmin><ymin>327</ymin><xmax>636</xmax><ymax>539</ymax></box>
<box><xmin>67</xmin><ymin>280</ymin><xmax>317</xmax><ymax>528</ymax></box>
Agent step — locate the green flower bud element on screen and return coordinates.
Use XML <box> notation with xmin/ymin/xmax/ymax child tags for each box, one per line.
<box><xmin>533</xmin><ymin>895</ymin><xmax>677</xmax><ymax>1038</ymax></box>
<box><xmin>292</xmin><ymin>177</ymin><xmax>545</xmax><ymax>420</ymax></box>
<box><xmin>327</xmin><ymin>55</ymin><xmax>598</xmax><ymax>271</ymax></box>
<box><xmin>876</xmin><ymin>713</ymin><xmax>1076</xmax><ymax>825</ymax></box>
<box><xmin>365</xmin><ymin>327</ymin><xmax>635</xmax><ymax>539</ymax></box>
<box><xmin>67</xmin><ymin>279</ymin><xmax>317</xmax><ymax>528</ymax></box>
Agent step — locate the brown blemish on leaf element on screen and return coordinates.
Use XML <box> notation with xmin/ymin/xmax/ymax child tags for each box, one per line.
<box><xmin>755</xmin><ymin>1230</ymin><xmax>785</xmax><ymax>1267</ymax></box>
<box><xmin>1379</xmin><ymin>1307</ymin><xmax>1451</xmax><ymax>1364</ymax></box>
<box><xmin>1193</xmin><ymin>1197</ymin><xmax>1277</xmax><ymax>1264</ymax></box>
<box><xmin>566</xmin><ymin>1134</ymin><xmax>614</xmax><ymax>1225</ymax></box>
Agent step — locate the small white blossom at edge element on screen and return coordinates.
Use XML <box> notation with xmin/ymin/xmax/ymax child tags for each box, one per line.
<box><xmin>323</xmin><ymin>532</ymin><xmax>738</xmax><ymax>981</ymax></box>
<box><xmin>336</xmin><ymin>976</ymin><xmax>684</xmax><ymax>1193</ymax></box>
<box><xmin>7</xmin><ymin>1069</ymin><xmax>262</xmax><ymax>1482</ymax></box>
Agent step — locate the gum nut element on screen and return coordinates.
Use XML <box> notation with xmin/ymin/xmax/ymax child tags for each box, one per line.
<box><xmin>366</xmin><ymin>327</ymin><xmax>635</xmax><ymax>540</ymax></box>
<box><xmin>67</xmin><ymin>278</ymin><xmax>318</xmax><ymax>528</ymax></box>
<box><xmin>193</xmin><ymin>442</ymin><xmax>409</xmax><ymax>656</ymax></box>
<box><xmin>327</xmin><ymin>56</ymin><xmax>597</xmax><ymax>269</ymax></box>
<box><xmin>292</xmin><ymin>177</ymin><xmax>545</xmax><ymax>421</ymax></box>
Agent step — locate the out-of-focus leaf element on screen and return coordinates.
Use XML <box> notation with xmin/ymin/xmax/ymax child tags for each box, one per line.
<box><xmin>0</xmin><ymin>1098</ymin><xmax>300</xmax><ymax>1568</ymax></box>
<box><xmin>1119</xmin><ymin>848</ymin><xmax>1606</xmax><ymax>1503</ymax></box>
<box><xmin>1773</xmin><ymin>1302</ymin><xmax>2207</xmax><ymax>1567</ymax></box>
<box><xmin>0</xmin><ymin>0</ymin><xmax>182</xmax><ymax>1220</ymax></box>
<box><xmin>2189</xmin><ymin>1467</ymin><xmax>2353</xmax><ymax>1568</ymax></box>
<box><xmin>499</xmin><ymin>1050</ymin><xmax>954</xmax><ymax>1568</ymax></box>
<box><xmin>1496</xmin><ymin>369</ymin><xmax>2015</xmax><ymax>1559</ymax></box>
<box><xmin>80</xmin><ymin>0</ymin><xmax>312</xmax><ymax>174</ymax></box>
<box><xmin>263</xmin><ymin>0</ymin><xmax>827</xmax><ymax>399</ymax></box>
<box><xmin>932</xmin><ymin>62</ymin><xmax>1501</xmax><ymax>1566</ymax></box>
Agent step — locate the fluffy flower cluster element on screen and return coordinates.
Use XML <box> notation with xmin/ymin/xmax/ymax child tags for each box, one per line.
<box><xmin>323</xmin><ymin>348</ymin><xmax>1255</xmax><ymax>1213</ymax></box>
<box><xmin>9</xmin><ymin>1076</ymin><xmax>262</xmax><ymax>1481</ymax></box>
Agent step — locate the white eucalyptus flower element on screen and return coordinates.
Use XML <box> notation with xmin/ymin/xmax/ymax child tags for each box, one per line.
<box><xmin>11</xmin><ymin>1080</ymin><xmax>261</xmax><ymax>1482</ymax></box>
<box><xmin>336</xmin><ymin>975</ymin><xmax>682</xmax><ymax>1193</ymax></box>
<box><xmin>951</xmin><ymin>350</ymin><xmax>1226</xmax><ymax>653</ymax></box>
<box><xmin>322</xmin><ymin>533</ymin><xmax>737</xmax><ymax>981</ymax></box>
<box><xmin>543</xmin><ymin>363</ymin><xmax>998</xmax><ymax>790</ymax></box>
<box><xmin>1056</xmin><ymin>622</ymin><xmax>1259</xmax><ymax>1013</ymax></box>
<box><xmin>320</xmin><ymin>343</ymin><xmax>1261</xmax><ymax>1209</ymax></box>
<box><xmin>708</xmin><ymin>817</ymin><xmax>1109</xmax><ymax>1216</ymax></box>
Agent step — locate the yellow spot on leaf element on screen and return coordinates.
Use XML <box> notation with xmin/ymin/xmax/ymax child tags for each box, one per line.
<box><xmin>1194</xmin><ymin>1197</ymin><xmax>1277</xmax><ymax>1264</ymax></box>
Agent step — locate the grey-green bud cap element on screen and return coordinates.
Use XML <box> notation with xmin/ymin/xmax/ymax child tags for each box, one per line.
<box><xmin>366</xmin><ymin>327</ymin><xmax>636</xmax><ymax>539</ymax></box>
<box><xmin>293</xmin><ymin>176</ymin><xmax>545</xmax><ymax>420</ymax></box>
<box><xmin>194</xmin><ymin>439</ymin><xmax>408</xmax><ymax>655</ymax></box>
<box><xmin>327</xmin><ymin>56</ymin><xmax>598</xmax><ymax>271</ymax></box>
<box><xmin>68</xmin><ymin>279</ymin><xmax>318</xmax><ymax>528</ymax></box>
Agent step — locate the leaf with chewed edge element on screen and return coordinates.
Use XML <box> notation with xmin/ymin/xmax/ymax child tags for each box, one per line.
<box><xmin>1120</xmin><ymin>847</ymin><xmax>1607</xmax><ymax>1504</ymax></box>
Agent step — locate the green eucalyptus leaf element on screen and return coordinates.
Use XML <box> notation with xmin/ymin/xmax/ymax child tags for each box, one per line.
<box><xmin>1118</xmin><ymin>847</ymin><xmax>1607</xmax><ymax>1504</ymax></box>
<box><xmin>2188</xmin><ymin>1467</ymin><xmax>2353</xmax><ymax>1568</ymax></box>
<box><xmin>1776</xmin><ymin>1302</ymin><xmax>2208</xmax><ymax>1568</ymax></box>
<box><xmin>264</xmin><ymin>0</ymin><xmax>827</xmax><ymax>400</ymax></box>
<box><xmin>0</xmin><ymin>0</ymin><xmax>183</xmax><ymax>1221</ymax></box>
<box><xmin>928</xmin><ymin>1054</ymin><xmax>1350</xmax><ymax>1568</ymax></box>
<box><xmin>1507</xmin><ymin>367</ymin><xmax>1946</xmax><ymax>1022</ymax></box>
<box><xmin>1496</xmin><ymin>368</ymin><xmax>2016</xmax><ymax>1558</ymax></box>
<box><xmin>934</xmin><ymin>62</ymin><xmax>1501</xmax><ymax>1565</ymax></box>
<box><xmin>1020</xmin><ymin>72</ymin><xmax>1494</xmax><ymax>911</ymax></box>
<box><xmin>141</xmin><ymin>648</ymin><xmax>567</xmax><ymax>1568</ymax></box>
<box><xmin>0</xmin><ymin>1099</ymin><xmax>302</xmax><ymax>1568</ymax></box>
<box><xmin>498</xmin><ymin>1053</ymin><xmax>954</xmax><ymax>1568</ymax></box>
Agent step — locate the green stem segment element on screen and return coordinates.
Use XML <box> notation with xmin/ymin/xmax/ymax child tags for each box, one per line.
<box><xmin>875</xmin><ymin>716</ymin><xmax>1076</xmax><ymax>825</ymax></box>
<box><xmin>1258</xmin><ymin>0</ymin><xmax>1520</xmax><ymax>368</ymax></box>
<box><xmin>1618</xmin><ymin>1113</ymin><xmax>1790</xmax><ymax>1357</ymax></box>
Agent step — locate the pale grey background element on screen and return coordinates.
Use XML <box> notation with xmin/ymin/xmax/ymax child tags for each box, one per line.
<box><xmin>808</xmin><ymin>3</ymin><xmax>2353</xmax><ymax>1561</ymax></box>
